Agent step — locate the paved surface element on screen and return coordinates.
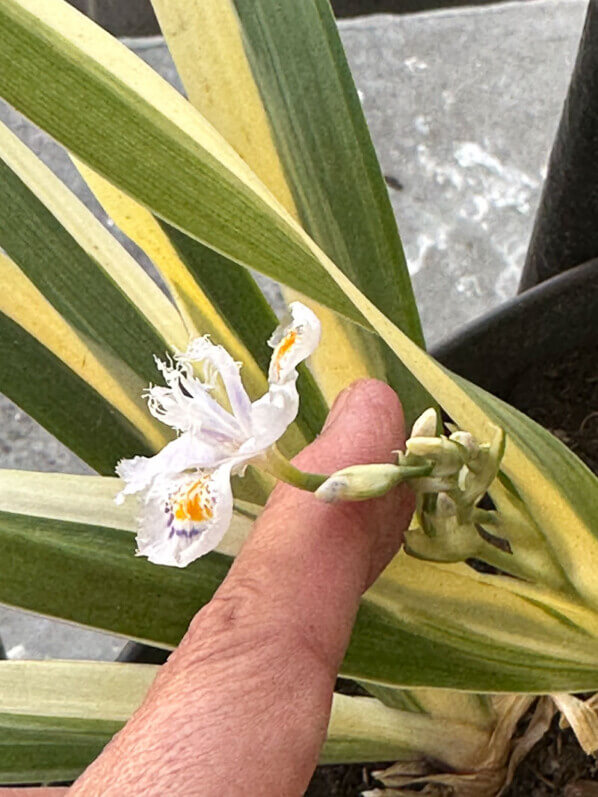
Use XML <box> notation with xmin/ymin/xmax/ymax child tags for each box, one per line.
<box><xmin>0</xmin><ymin>0</ymin><xmax>587</xmax><ymax>658</ymax></box>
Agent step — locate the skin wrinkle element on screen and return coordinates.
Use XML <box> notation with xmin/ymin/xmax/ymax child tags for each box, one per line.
<box><xmin>7</xmin><ymin>379</ymin><xmax>413</xmax><ymax>797</ymax></box>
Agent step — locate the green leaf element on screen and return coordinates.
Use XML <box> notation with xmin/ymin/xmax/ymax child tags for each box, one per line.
<box><xmin>324</xmin><ymin>693</ymin><xmax>489</xmax><ymax>767</ymax></box>
<box><xmin>151</xmin><ymin>0</ymin><xmax>430</xmax><ymax>423</ymax></box>
<box><xmin>0</xmin><ymin>660</ymin><xmax>154</xmax><ymax>783</ymax></box>
<box><xmin>0</xmin><ymin>470</ymin><xmax>256</xmax><ymax>557</ymax></box>
<box><xmin>0</xmin><ymin>315</ymin><xmax>156</xmax><ymax>473</ymax></box>
<box><xmin>0</xmin><ymin>507</ymin><xmax>227</xmax><ymax>646</ymax></box>
<box><xmin>345</xmin><ymin>552</ymin><xmax>598</xmax><ymax>693</ymax></box>
<box><xmin>0</xmin><ymin>124</ymin><xmax>189</xmax><ymax>467</ymax></box>
<box><xmin>3</xmin><ymin>471</ymin><xmax>598</xmax><ymax>694</ymax></box>
<box><xmin>230</xmin><ymin>0</ymin><xmax>421</xmax><ymax>332</ymax></box>
<box><xmin>71</xmin><ymin>160</ymin><xmax>273</xmax><ymax>402</ymax></box>
<box><xmin>0</xmin><ymin>713</ymin><xmax>116</xmax><ymax>784</ymax></box>
<box><xmin>0</xmin><ymin>471</ymin><xmax>258</xmax><ymax>644</ymax></box>
<box><xmin>228</xmin><ymin>0</ymin><xmax>428</xmax><ymax>422</ymax></box>
<box><xmin>0</xmin><ymin>0</ymin><xmax>361</xmax><ymax>325</ymax></box>
<box><xmin>0</xmin><ymin>661</ymin><xmax>490</xmax><ymax>782</ymax></box>
<box><xmin>0</xmin><ymin>122</ymin><xmax>185</xmax><ymax>386</ymax></box>
<box><xmin>0</xmin><ymin>660</ymin><xmax>156</xmax><ymax>721</ymax></box>
<box><xmin>467</xmin><ymin>380</ymin><xmax>598</xmax><ymax>567</ymax></box>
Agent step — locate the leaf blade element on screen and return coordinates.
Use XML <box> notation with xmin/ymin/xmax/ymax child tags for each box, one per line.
<box><xmin>0</xmin><ymin>313</ymin><xmax>158</xmax><ymax>472</ymax></box>
<box><xmin>0</xmin><ymin>0</ymin><xmax>360</xmax><ymax>324</ymax></box>
<box><xmin>0</xmin><ymin>122</ymin><xmax>188</xmax><ymax>379</ymax></box>
<box><xmin>151</xmin><ymin>0</ymin><xmax>387</xmax><ymax>408</ymax></box>
<box><xmin>0</xmin><ymin>660</ymin><xmax>488</xmax><ymax>782</ymax></box>
<box><xmin>225</xmin><ymin>0</ymin><xmax>428</xmax><ymax>420</ymax></box>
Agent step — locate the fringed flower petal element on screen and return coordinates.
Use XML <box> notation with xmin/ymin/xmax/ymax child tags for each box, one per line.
<box><xmin>116</xmin><ymin>301</ymin><xmax>321</xmax><ymax>566</ymax></box>
<box><xmin>115</xmin><ymin>433</ymin><xmax>220</xmax><ymax>503</ymax></box>
<box><xmin>136</xmin><ymin>464</ymin><xmax>234</xmax><ymax>568</ymax></box>
<box><xmin>184</xmin><ymin>336</ymin><xmax>253</xmax><ymax>432</ymax></box>
<box><xmin>147</xmin><ymin>338</ymin><xmax>250</xmax><ymax>440</ymax></box>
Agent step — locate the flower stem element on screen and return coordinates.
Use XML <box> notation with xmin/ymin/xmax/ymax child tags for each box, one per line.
<box><xmin>261</xmin><ymin>445</ymin><xmax>327</xmax><ymax>492</ymax></box>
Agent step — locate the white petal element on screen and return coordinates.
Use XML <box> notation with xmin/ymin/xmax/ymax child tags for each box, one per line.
<box><xmin>248</xmin><ymin>381</ymin><xmax>300</xmax><ymax>454</ymax></box>
<box><xmin>268</xmin><ymin>302</ymin><xmax>321</xmax><ymax>385</ymax></box>
<box><xmin>147</xmin><ymin>337</ymin><xmax>251</xmax><ymax>440</ymax></box>
<box><xmin>227</xmin><ymin>303</ymin><xmax>322</xmax><ymax>457</ymax></box>
<box><xmin>233</xmin><ymin>302</ymin><xmax>322</xmax><ymax>457</ymax></box>
<box><xmin>184</xmin><ymin>337</ymin><xmax>252</xmax><ymax>432</ymax></box>
<box><xmin>136</xmin><ymin>464</ymin><xmax>234</xmax><ymax>568</ymax></box>
<box><xmin>115</xmin><ymin>433</ymin><xmax>222</xmax><ymax>501</ymax></box>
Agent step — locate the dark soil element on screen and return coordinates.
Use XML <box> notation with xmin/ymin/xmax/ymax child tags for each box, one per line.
<box><xmin>504</xmin><ymin>712</ymin><xmax>598</xmax><ymax>797</ymax></box>
<box><xmin>505</xmin><ymin>346</ymin><xmax>598</xmax><ymax>476</ymax></box>
<box><xmin>307</xmin><ymin>346</ymin><xmax>598</xmax><ymax>796</ymax></box>
<box><xmin>306</xmin><ymin>761</ymin><xmax>384</xmax><ymax>796</ymax></box>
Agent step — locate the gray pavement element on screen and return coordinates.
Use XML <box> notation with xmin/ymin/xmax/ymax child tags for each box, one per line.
<box><xmin>0</xmin><ymin>0</ymin><xmax>588</xmax><ymax>658</ymax></box>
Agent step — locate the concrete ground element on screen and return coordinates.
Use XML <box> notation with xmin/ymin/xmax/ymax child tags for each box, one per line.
<box><xmin>0</xmin><ymin>0</ymin><xmax>587</xmax><ymax>658</ymax></box>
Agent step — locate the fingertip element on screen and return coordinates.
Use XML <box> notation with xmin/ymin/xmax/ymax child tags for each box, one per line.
<box><xmin>297</xmin><ymin>379</ymin><xmax>407</xmax><ymax>473</ymax></box>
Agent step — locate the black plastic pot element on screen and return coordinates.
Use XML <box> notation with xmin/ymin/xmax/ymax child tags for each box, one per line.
<box><xmin>432</xmin><ymin>258</ymin><xmax>598</xmax><ymax>396</ymax></box>
<box><xmin>118</xmin><ymin>639</ymin><xmax>169</xmax><ymax>664</ymax></box>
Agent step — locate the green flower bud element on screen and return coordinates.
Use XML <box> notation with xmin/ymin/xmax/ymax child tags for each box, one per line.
<box><xmin>315</xmin><ymin>463</ymin><xmax>431</xmax><ymax>503</ymax></box>
<box><xmin>410</xmin><ymin>407</ymin><xmax>438</xmax><ymax>439</ymax></box>
<box><xmin>461</xmin><ymin>427</ymin><xmax>506</xmax><ymax>504</ymax></box>
<box><xmin>406</xmin><ymin>436</ymin><xmax>466</xmax><ymax>476</ymax></box>
<box><xmin>449</xmin><ymin>430</ymin><xmax>480</xmax><ymax>460</ymax></box>
<box><xmin>411</xmin><ymin>475</ymin><xmax>456</xmax><ymax>494</ymax></box>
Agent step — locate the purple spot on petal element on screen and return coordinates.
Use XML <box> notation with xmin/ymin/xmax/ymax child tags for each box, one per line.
<box><xmin>173</xmin><ymin>526</ymin><xmax>204</xmax><ymax>540</ymax></box>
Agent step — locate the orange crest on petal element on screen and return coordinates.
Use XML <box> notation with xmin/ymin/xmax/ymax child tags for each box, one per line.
<box><xmin>272</xmin><ymin>330</ymin><xmax>298</xmax><ymax>379</ymax></box>
<box><xmin>172</xmin><ymin>475</ymin><xmax>215</xmax><ymax>523</ymax></box>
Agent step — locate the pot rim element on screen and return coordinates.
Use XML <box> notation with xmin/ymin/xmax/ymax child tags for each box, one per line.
<box><xmin>432</xmin><ymin>258</ymin><xmax>598</xmax><ymax>395</ymax></box>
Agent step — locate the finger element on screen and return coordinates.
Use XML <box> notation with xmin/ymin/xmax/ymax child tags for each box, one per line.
<box><xmin>71</xmin><ymin>379</ymin><xmax>413</xmax><ymax>797</ymax></box>
<box><xmin>224</xmin><ymin>378</ymin><xmax>414</xmax><ymax>664</ymax></box>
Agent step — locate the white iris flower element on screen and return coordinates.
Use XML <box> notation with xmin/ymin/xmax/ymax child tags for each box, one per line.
<box><xmin>116</xmin><ymin>302</ymin><xmax>321</xmax><ymax>568</ymax></box>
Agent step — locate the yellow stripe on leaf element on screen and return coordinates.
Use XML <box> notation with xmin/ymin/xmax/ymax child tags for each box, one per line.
<box><xmin>0</xmin><ymin>254</ymin><xmax>169</xmax><ymax>452</ymax></box>
<box><xmin>74</xmin><ymin>160</ymin><xmax>270</xmax><ymax>401</ymax></box>
<box><xmin>151</xmin><ymin>0</ymin><xmax>382</xmax><ymax>402</ymax></box>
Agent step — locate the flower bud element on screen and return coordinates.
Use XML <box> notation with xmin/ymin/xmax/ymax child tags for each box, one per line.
<box><xmin>406</xmin><ymin>436</ymin><xmax>465</xmax><ymax>476</ymax></box>
<box><xmin>410</xmin><ymin>407</ymin><xmax>438</xmax><ymax>439</ymax></box>
<box><xmin>449</xmin><ymin>431</ymin><xmax>480</xmax><ymax>460</ymax></box>
<box><xmin>461</xmin><ymin>426</ymin><xmax>506</xmax><ymax>504</ymax></box>
<box><xmin>315</xmin><ymin>464</ymin><xmax>404</xmax><ymax>503</ymax></box>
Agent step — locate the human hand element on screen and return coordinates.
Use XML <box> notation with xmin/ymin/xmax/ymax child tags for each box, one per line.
<box><xmin>2</xmin><ymin>379</ymin><xmax>414</xmax><ymax>797</ymax></box>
